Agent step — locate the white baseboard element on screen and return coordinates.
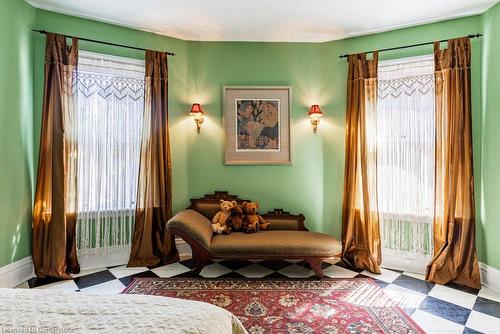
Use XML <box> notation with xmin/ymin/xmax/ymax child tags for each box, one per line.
<box><xmin>176</xmin><ymin>238</ymin><xmax>192</xmax><ymax>257</ymax></box>
<box><xmin>0</xmin><ymin>256</ymin><xmax>34</xmax><ymax>288</ymax></box>
<box><xmin>78</xmin><ymin>247</ymin><xmax>131</xmax><ymax>271</ymax></box>
<box><xmin>479</xmin><ymin>262</ymin><xmax>500</xmax><ymax>293</ymax></box>
<box><xmin>381</xmin><ymin>253</ymin><xmax>432</xmax><ymax>275</ymax></box>
<box><xmin>1</xmin><ymin>252</ymin><xmax>495</xmax><ymax>292</ymax></box>
<box><xmin>77</xmin><ymin>238</ymin><xmax>192</xmax><ymax>270</ymax></box>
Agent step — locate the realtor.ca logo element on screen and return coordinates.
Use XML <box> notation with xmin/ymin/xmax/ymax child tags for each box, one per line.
<box><xmin>1</xmin><ymin>327</ymin><xmax>74</xmax><ymax>333</ymax></box>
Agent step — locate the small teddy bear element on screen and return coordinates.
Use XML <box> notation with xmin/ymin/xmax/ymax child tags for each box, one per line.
<box><xmin>212</xmin><ymin>199</ymin><xmax>237</xmax><ymax>234</ymax></box>
<box><xmin>227</xmin><ymin>204</ymin><xmax>245</xmax><ymax>232</ymax></box>
<box><xmin>242</xmin><ymin>202</ymin><xmax>271</xmax><ymax>233</ymax></box>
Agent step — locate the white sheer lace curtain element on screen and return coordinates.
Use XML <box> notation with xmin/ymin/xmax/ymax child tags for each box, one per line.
<box><xmin>377</xmin><ymin>54</ymin><xmax>435</xmax><ymax>273</ymax></box>
<box><xmin>75</xmin><ymin>51</ymin><xmax>145</xmax><ymax>257</ymax></box>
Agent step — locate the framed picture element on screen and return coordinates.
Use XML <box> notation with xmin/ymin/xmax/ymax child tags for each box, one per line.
<box><xmin>223</xmin><ymin>86</ymin><xmax>292</xmax><ymax>165</ymax></box>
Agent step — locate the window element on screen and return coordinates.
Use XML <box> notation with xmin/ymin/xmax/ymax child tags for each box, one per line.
<box><xmin>75</xmin><ymin>51</ymin><xmax>145</xmax><ymax>255</ymax></box>
<box><xmin>376</xmin><ymin>54</ymin><xmax>435</xmax><ymax>273</ymax></box>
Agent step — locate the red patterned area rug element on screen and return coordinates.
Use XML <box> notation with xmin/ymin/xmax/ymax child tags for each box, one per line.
<box><xmin>123</xmin><ymin>278</ymin><xmax>424</xmax><ymax>334</ymax></box>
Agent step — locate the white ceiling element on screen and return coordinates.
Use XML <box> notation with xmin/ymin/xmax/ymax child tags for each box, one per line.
<box><xmin>26</xmin><ymin>0</ymin><xmax>497</xmax><ymax>42</ymax></box>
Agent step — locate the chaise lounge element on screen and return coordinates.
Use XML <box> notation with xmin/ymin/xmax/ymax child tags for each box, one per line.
<box><xmin>167</xmin><ymin>191</ymin><xmax>342</xmax><ymax>277</ymax></box>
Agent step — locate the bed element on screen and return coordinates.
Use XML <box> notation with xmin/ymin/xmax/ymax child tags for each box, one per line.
<box><xmin>0</xmin><ymin>288</ymin><xmax>247</xmax><ymax>334</ymax></box>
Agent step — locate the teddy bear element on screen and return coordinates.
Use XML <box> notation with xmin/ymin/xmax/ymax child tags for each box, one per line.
<box><xmin>212</xmin><ymin>199</ymin><xmax>237</xmax><ymax>234</ymax></box>
<box><xmin>242</xmin><ymin>201</ymin><xmax>271</xmax><ymax>233</ymax></box>
<box><xmin>227</xmin><ymin>204</ymin><xmax>245</xmax><ymax>232</ymax></box>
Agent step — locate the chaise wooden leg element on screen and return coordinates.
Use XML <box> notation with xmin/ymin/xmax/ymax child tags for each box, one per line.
<box><xmin>306</xmin><ymin>258</ymin><xmax>325</xmax><ymax>278</ymax></box>
<box><xmin>192</xmin><ymin>253</ymin><xmax>210</xmax><ymax>275</ymax></box>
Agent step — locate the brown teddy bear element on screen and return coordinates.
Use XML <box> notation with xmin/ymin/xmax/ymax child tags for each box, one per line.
<box><xmin>242</xmin><ymin>202</ymin><xmax>271</xmax><ymax>233</ymax></box>
<box><xmin>212</xmin><ymin>199</ymin><xmax>236</xmax><ymax>234</ymax></box>
<box><xmin>227</xmin><ymin>204</ymin><xmax>245</xmax><ymax>232</ymax></box>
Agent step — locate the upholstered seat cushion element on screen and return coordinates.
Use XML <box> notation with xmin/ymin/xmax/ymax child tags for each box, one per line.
<box><xmin>210</xmin><ymin>231</ymin><xmax>342</xmax><ymax>257</ymax></box>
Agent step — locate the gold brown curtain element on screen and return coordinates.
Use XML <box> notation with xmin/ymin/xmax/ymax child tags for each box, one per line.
<box><xmin>341</xmin><ymin>52</ymin><xmax>381</xmax><ymax>274</ymax></box>
<box><xmin>128</xmin><ymin>50</ymin><xmax>179</xmax><ymax>267</ymax></box>
<box><xmin>426</xmin><ymin>37</ymin><xmax>480</xmax><ymax>289</ymax></box>
<box><xmin>32</xmin><ymin>33</ymin><xmax>79</xmax><ymax>279</ymax></box>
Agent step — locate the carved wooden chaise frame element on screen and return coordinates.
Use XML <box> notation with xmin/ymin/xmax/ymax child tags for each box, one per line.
<box><xmin>168</xmin><ymin>191</ymin><xmax>340</xmax><ymax>277</ymax></box>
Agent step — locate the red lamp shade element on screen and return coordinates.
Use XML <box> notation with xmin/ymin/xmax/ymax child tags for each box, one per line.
<box><xmin>308</xmin><ymin>104</ymin><xmax>323</xmax><ymax>118</ymax></box>
<box><xmin>190</xmin><ymin>103</ymin><xmax>204</xmax><ymax>115</ymax></box>
<box><xmin>190</xmin><ymin>103</ymin><xmax>204</xmax><ymax>134</ymax></box>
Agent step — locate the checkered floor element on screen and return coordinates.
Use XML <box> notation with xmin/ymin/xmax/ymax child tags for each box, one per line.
<box><xmin>20</xmin><ymin>257</ymin><xmax>500</xmax><ymax>334</ymax></box>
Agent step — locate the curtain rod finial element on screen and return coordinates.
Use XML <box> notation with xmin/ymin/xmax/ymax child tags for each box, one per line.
<box><xmin>468</xmin><ymin>33</ymin><xmax>483</xmax><ymax>39</ymax></box>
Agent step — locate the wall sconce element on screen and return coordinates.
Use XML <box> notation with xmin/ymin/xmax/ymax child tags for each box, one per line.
<box><xmin>308</xmin><ymin>105</ymin><xmax>323</xmax><ymax>134</ymax></box>
<box><xmin>190</xmin><ymin>103</ymin><xmax>204</xmax><ymax>133</ymax></box>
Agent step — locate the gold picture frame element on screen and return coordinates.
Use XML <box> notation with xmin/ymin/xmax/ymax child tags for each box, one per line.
<box><xmin>223</xmin><ymin>86</ymin><xmax>292</xmax><ymax>165</ymax></box>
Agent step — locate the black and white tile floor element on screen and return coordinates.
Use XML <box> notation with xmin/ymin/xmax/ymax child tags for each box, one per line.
<box><xmin>20</xmin><ymin>257</ymin><xmax>500</xmax><ymax>334</ymax></box>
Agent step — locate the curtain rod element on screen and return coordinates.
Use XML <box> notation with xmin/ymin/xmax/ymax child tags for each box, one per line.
<box><xmin>32</xmin><ymin>29</ymin><xmax>176</xmax><ymax>56</ymax></box>
<box><xmin>338</xmin><ymin>33</ymin><xmax>482</xmax><ymax>59</ymax></box>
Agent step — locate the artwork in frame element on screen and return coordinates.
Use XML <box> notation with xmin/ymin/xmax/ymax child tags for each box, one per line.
<box><xmin>223</xmin><ymin>86</ymin><xmax>291</xmax><ymax>165</ymax></box>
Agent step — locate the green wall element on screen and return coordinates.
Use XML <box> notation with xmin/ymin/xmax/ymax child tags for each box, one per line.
<box><xmin>185</xmin><ymin>15</ymin><xmax>484</xmax><ymax>242</ymax></box>
<box><xmin>480</xmin><ymin>3</ymin><xmax>500</xmax><ymax>269</ymax></box>
<box><xmin>1</xmin><ymin>1</ymin><xmax>499</xmax><ymax>270</ymax></box>
<box><xmin>186</xmin><ymin>41</ymin><xmax>332</xmax><ymax>234</ymax></box>
<box><xmin>0</xmin><ymin>0</ymin><xmax>35</xmax><ymax>267</ymax></box>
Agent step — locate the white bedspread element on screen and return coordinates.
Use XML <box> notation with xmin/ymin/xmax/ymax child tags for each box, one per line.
<box><xmin>0</xmin><ymin>288</ymin><xmax>247</xmax><ymax>334</ymax></box>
